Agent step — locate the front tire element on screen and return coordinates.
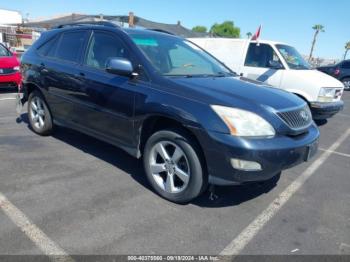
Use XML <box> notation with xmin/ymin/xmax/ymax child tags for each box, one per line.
<box><xmin>28</xmin><ymin>90</ymin><xmax>53</xmax><ymax>136</ymax></box>
<box><xmin>143</xmin><ymin>128</ymin><xmax>206</xmax><ymax>203</ymax></box>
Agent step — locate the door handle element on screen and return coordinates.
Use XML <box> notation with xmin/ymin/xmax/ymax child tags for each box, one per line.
<box><xmin>239</xmin><ymin>73</ymin><xmax>244</xmax><ymax>77</ymax></box>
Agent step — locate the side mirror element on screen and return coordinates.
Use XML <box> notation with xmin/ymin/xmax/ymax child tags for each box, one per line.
<box><xmin>105</xmin><ymin>57</ymin><xmax>135</xmax><ymax>77</ymax></box>
<box><xmin>268</xmin><ymin>60</ymin><xmax>283</xmax><ymax>69</ymax></box>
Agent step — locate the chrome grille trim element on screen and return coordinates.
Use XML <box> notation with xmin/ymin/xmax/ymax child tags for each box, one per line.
<box><xmin>0</xmin><ymin>68</ymin><xmax>16</xmax><ymax>75</ymax></box>
<box><xmin>277</xmin><ymin>105</ymin><xmax>312</xmax><ymax>130</ymax></box>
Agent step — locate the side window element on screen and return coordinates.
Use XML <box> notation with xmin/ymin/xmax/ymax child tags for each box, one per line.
<box><xmin>245</xmin><ymin>43</ymin><xmax>281</xmax><ymax>68</ymax></box>
<box><xmin>55</xmin><ymin>31</ymin><xmax>87</xmax><ymax>63</ymax></box>
<box><xmin>37</xmin><ymin>36</ymin><xmax>59</xmax><ymax>57</ymax></box>
<box><xmin>341</xmin><ymin>61</ymin><xmax>350</xmax><ymax>69</ymax></box>
<box><xmin>85</xmin><ymin>31</ymin><xmax>129</xmax><ymax>69</ymax></box>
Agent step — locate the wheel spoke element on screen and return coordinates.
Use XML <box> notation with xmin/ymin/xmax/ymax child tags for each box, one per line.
<box><xmin>38</xmin><ymin>116</ymin><xmax>44</xmax><ymax>127</ymax></box>
<box><xmin>171</xmin><ymin>147</ymin><xmax>183</xmax><ymax>163</ymax></box>
<box><xmin>174</xmin><ymin>166</ymin><xmax>189</xmax><ymax>183</ymax></box>
<box><xmin>155</xmin><ymin>143</ymin><xmax>170</xmax><ymax>161</ymax></box>
<box><xmin>33</xmin><ymin>115</ymin><xmax>39</xmax><ymax>122</ymax></box>
<box><xmin>165</xmin><ymin>174</ymin><xmax>175</xmax><ymax>193</ymax></box>
<box><xmin>31</xmin><ymin>102</ymin><xmax>38</xmax><ymax>112</ymax></box>
<box><xmin>150</xmin><ymin>163</ymin><xmax>166</xmax><ymax>174</ymax></box>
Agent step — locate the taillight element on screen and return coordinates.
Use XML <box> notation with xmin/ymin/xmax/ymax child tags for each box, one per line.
<box><xmin>334</xmin><ymin>68</ymin><xmax>340</xmax><ymax>76</ymax></box>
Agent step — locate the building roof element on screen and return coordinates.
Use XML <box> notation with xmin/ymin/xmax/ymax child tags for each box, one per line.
<box><xmin>23</xmin><ymin>13</ymin><xmax>207</xmax><ymax>38</ymax></box>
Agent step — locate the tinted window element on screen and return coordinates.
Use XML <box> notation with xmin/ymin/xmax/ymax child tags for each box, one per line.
<box><xmin>55</xmin><ymin>31</ymin><xmax>87</xmax><ymax>63</ymax></box>
<box><xmin>0</xmin><ymin>44</ymin><xmax>11</xmax><ymax>57</ymax></box>
<box><xmin>85</xmin><ymin>32</ymin><xmax>129</xmax><ymax>69</ymax></box>
<box><xmin>37</xmin><ymin>36</ymin><xmax>59</xmax><ymax>57</ymax></box>
<box><xmin>341</xmin><ymin>61</ymin><xmax>350</xmax><ymax>69</ymax></box>
<box><xmin>245</xmin><ymin>43</ymin><xmax>281</xmax><ymax>68</ymax></box>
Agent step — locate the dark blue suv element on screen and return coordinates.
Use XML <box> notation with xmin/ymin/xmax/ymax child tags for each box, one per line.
<box><xmin>20</xmin><ymin>22</ymin><xmax>319</xmax><ymax>203</ymax></box>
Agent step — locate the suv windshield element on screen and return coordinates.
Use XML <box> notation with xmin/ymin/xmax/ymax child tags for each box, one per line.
<box><xmin>276</xmin><ymin>44</ymin><xmax>310</xmax><ymax>70</ymax></box>
<box><xmin>130</xmin><ymin>32</ymin><xmax>232</xmax><ymax>77</ymax></box>
<box><xmin>0</xmin><ymin>44</ymin><xmax>11</xmax><ymax>57</ymax></box>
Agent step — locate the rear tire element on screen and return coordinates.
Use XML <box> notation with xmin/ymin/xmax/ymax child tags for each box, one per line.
<box><xmin>28</xmin><ymin>90</ymin><xmax>53</xmax><ymax>136</ymax></box>
<box><xmin>143</xmin><ymin>128</ymin><xmax>206</xmax><ymax>203</ymax></box>
<box><xmin>342</xmin><ymin>77</ymin><xmax>350</xmax><ymax>90</ymax></box>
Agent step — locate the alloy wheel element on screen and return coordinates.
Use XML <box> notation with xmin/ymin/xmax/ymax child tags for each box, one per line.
<box><xmin>30</xmin><ymin>96</ymin><xmax>46</xmax><ymax>130</ymax></box>
<box><xmin>149</xmin><ymin>141</ymin><xmax>190</xmax><ymax>194</ymax></box>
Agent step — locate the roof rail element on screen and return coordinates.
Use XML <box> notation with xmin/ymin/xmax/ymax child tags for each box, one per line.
<box><xmin>56</xmin><ymin>21</ymin><xmax>119</xmax><ymax>29</ymax></box>
<box><xmin>147</xmin><ymin>29</ymin><xmax>174</xmax><ymax>35</ymax></box>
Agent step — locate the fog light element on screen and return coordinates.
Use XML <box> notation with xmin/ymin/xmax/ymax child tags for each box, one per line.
<box><xmin>230</xmin><ymin>158</ymin><xmax>262</xmax><ymax>171</ymax></box>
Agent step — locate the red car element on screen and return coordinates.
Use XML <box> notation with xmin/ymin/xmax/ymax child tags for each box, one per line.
<box><xmin>0</xmin><ymin>43</ymin><xmax>21</xmax><ymax>91</ymax></box>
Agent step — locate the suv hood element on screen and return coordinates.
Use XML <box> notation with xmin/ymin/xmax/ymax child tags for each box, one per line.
<box><xmin>168</xmin><ymin>76</ymin><xmax>304</xmax><ymax>112</ymax></box>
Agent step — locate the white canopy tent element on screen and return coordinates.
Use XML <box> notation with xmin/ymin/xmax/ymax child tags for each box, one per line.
<box><xmin>0</xmin><ymin>9</ymin><xmax>22</xmax><ymax>25</ymax></box>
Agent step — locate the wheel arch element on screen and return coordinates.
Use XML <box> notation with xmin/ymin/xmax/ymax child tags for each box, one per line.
<box><xmin>23</xmin><ymin>82</ymin><xmax>44</xmax><ymax>101</ymax></box>
<box><xmin>138</xmin><ymin>115</ymin><xmax>208</xmax><ymax>174</ymax></box>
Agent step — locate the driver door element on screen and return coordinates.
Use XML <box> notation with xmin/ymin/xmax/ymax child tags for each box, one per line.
<box><xmin>242</xmin><ymin>43</ymin><xmax>284</xmax><ymax>87</ymax></box>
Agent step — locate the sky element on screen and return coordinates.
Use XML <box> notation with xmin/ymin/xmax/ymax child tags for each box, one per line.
<box><xmin>1</xmin><ymin>0</ymin><xmax>349</xmax><ymax>59</ymax></box>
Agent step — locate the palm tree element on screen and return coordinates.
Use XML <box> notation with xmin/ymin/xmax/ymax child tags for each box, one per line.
<box><xmin>246</xmin><ymin>32</ymin><xmax>252</xmax><ymax>39</ymax></box>
<box><xmin>344</xmin><ymin>41</ymin><xmax>350</xmax><ymax>60</ymax></box>
<box><xmin>308</xmin><ymin>24</ymin><xmax>325</xmax><ymax>62</ymax></box>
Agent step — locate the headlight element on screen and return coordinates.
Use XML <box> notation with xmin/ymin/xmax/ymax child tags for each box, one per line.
<box><xmin>13</xmin><ymin>66</ymin><xmax>20</xmax><ymax>71</ymax></box>
<box><xmin>317</xmin><ymin>87</ymin><xmax>335</xmax><ymax>102</ymax></box>
<box><xmin>211</xmin><ymin>105</ymin><xmax>275</xmax><ymax>137</ymax></box>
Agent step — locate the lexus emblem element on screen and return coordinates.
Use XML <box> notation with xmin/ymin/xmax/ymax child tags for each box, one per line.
<box><xmin>300</xmin><ymin>110</ymin><xmax>309</xmax><ymax>121</ymax></box>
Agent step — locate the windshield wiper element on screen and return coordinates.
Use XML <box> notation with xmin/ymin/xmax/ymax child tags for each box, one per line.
<box><xmin>163</xmin><ymin>74</ymin><xmax>194</xmax><ymax>78</ymax></box>
<box><xmin>211</xmin><ymin>71</ymin><xmax>237</xmax><ymax>77</ymax></box>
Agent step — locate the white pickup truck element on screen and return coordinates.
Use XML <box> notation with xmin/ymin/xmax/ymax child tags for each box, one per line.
<box><xmin>188</xmin><ymin>38</ymin><xmax>344</xmax><ymax>119</ymax></box>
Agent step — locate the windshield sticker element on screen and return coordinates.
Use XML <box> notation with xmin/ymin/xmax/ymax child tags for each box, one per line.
<box><xmin>132</xmin><ymin>38</ymin><xmax>159</xmax><ymax>46</ymax></box>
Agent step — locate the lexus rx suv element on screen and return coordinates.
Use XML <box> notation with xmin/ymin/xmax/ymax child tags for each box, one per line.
<box><xmin>20</xmin><ymin>22</ymin><xmax>320</xmax><ymax>203</ymax></box>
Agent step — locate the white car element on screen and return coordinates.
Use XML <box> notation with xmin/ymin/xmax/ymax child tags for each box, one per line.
<box><xmin>188</xmin><ymin>38</ymin><xmax>344</xmax><ymax>119</ymax></box>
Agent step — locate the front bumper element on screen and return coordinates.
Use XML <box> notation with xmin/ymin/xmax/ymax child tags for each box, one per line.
<box><xmin>0</xmin><ymin>72</ymin><xmax>21</xmax><ymax>89</ymax></box>
<box><xmin>310</xmin><ymin>100</ymin><xmax>344</xmax><ymax>120</ymax></box>
<box><xmin>192</xmin><ymin>124</ymin><xmax>320</xmax><ymax>185</ymax></box>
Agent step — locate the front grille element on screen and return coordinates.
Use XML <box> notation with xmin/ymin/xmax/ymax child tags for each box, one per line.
<box><xmin>277</xmin><ymin>105</ymin><xmax>312</xmax><ymax>130</ymax></box>
<box><xmin>0</xmin><ymin>82</ymin><xmax>17</xmax><ymax>88</ymax></box>
<box><xmin>0</xmin><ymin>68</ymin><xmax>16</xmax><ymax>75</ymax></box>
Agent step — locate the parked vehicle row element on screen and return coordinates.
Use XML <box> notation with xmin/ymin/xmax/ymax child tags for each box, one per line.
<box><xmin>19</xmin><ymin>22</ymin><xmax>320</xmax><ymax>203</ymax></box>
<box><xmin>0</xmin><ymin>43</ymin><xmax>21</xmax><ymax>90</ymax></box>
<box><xmin>317</xmin><ymin>60</ymin><xmax>350</xmax><ymax>90</ymax></box>
<box><xmin>189</xmin><ymin>38</ymin><xmax>344</xmax><ymax>120</ymax></box>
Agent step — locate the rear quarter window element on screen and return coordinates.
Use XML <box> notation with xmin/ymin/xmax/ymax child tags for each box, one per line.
<box><xmin>37</xmin><ymin>36</ymin><xmax>59</xmax><ymax>57</ymax></box>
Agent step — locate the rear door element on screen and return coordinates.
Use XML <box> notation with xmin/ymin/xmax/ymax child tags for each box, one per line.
<box><xmin>37</xmin><ymin>30</ymin><xmax>89</xmax><ymax>122</ymax></box>
<box><xmin>241</xmin><ymin>43</ymin><xmax>284</xmax><ymax>87</ymax></box>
